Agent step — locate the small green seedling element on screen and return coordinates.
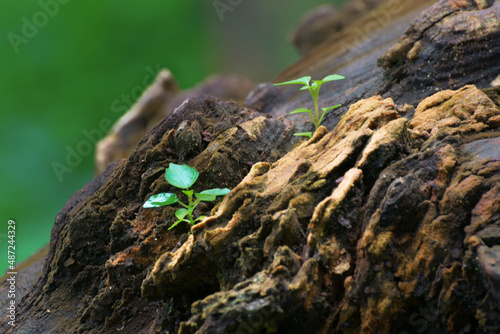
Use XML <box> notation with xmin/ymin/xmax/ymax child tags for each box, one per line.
<box><xmin>143</xmin><ymin>163</ymin><xmax>230</xmax><ymax>230</ymax></box>
<box><xmin>274</xmin><ymin>74</ymin><xmax>345</xmax><ymax>138</ymax></box>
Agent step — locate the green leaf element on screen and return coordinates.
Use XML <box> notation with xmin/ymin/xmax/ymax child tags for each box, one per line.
<box><xmin>319</xmin><ymin>104</ymin><xmax>342</xmax><ymax>125</ymax></box>
<box><xmin>294</xmin><ymin>132</ymin><xmax>312</xmax><ymax>138</ymax></box>
<box><xmin>195</xmin><ymin>193</ymin><xmax>216</xmax><ymax>201</ymax></box>
<box><xmin>175</xmin><ymin>208</ymin><xmax>190</xmax><ymax>220</ymax></box>
<box><xmin>320</xmin><ymin>74</ymin><xmax>345</xmax><ymax>82</ymax></box>
<box><xmin>168</xmin><ymin>219</ymin><xmax>187</xmax><ymax>230</ymax></box>
<box><xmin>300</xmin><ymin>86</ymin><xmax>310</xmax><ymax>91</ymax></box>
<box><xmin>290</xmin><ymin>108</ymin><xmax>312</xmax><ymax>115</ymax></box>
<box><xmin>143</xmin><ymin>193</ymin><xmax>178</xmax><ymax>208</ymax></box>
<box><xmin>165</xmin><ymin>163</ymin><xmax>199</xmax><ymax>189</ymax></box>
<box><xmin>195</xmin><ymin>215</ymin><xmax>207</xmax><ymax>221</ymax></box>
<box><xmin>200</xmin><ymin>188</ymin><xmax>230</xmax><ymax>196</ymax></box>
<box><xmin>195</xmin><ymin>188</ymin><xmax>230</xmax><ymax>201</ymax></box>
<box><xmin>273</xmin><ymin>76</ymin><xmax>311</xmax><ymax>87</ymax></box>
<box><xmin>321</xmin><ymin>104</ymin><xmax>342</xmax><ymax>112</ymax></box>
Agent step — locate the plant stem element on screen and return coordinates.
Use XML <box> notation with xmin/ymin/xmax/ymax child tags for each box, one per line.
<box><xmin>313</xmin><ymin>97</ymin><xmax>319</xmax><ymax>129</ymax></box>
<box><xmin>310</xmin><ymin>86</ymin><xmax>320</xmax><ymax>129</ymax></box>
<box><xmin>186</xmin><ymin>191</ymin><xmax>194</xmax><ymax>225</ymax></box>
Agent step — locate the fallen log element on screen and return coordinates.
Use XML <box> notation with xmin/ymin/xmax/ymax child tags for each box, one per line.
<box><xmin>5</xmin><ymin>0</ymin><xmax>500</xmax><ymax>333</ymax></box>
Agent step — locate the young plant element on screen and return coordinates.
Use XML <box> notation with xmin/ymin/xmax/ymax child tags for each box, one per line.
<box><xmin>274</xmin><ymin>74</ymin><xmax>345</xmax><ymax>138</ymax></box>
<box><xmin>143</xmin><ymin>163</ymin><xmax>230</xmax><ymax>230</ymax></box>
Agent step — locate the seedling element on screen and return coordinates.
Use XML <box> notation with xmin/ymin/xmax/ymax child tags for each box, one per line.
<box><xmin>274</xmin><ymin>74</ymin><xmax>345</xmax><ymax>138</ymax></box>
<box><xmin>143</xmin><ymin>163</ymin><xmax>230</xmax><ymax>230</ymax></box>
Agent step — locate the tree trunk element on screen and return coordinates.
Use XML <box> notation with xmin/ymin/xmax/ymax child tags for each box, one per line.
<box><xmin>5</xmin><ymin>0</ymin><xmax>500</xmax><ymax>333</ymax></box>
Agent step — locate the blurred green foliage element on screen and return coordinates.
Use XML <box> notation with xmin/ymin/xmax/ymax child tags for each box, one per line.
<box><xmin>0</xmin><ymin>0</ymin><xmax>347</xmax><ymax>274</ymax></box>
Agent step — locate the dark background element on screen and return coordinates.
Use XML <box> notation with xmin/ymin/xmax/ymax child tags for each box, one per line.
<box><xmin>0</xmin><ymin>0</ymin><xmax>347</xmax><ymax>274</ymax></box>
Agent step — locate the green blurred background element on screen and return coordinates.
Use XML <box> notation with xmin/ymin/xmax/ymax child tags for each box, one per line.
<box><xmin>0</xmin><ymin>0</ymin><xmax>347</xmax><ymax>274</ymax></box>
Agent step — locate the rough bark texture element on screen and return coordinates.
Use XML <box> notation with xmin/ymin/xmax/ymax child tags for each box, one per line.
<box><xmin>96</xmin><ymin>72</ymin><xmax>255</xmax><ymax>174</ymax></box>
<box><xmin>266</xmin><ymin>0</ymin><xmax>500</xmax><ymax>134</ymax></box>
<box><xmin>5</xmin><ymin>0</ymin><xmax>500</xmax><ymax>333</ymax></box>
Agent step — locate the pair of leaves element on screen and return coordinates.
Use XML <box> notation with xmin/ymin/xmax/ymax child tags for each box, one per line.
<box><xmin>144</xmin><ymin>188</ymin><xmax>230</xmax><ymax>208</ymax></box>
<box><xmin>289</xmin><ymin>103</ymin><xmax>341</xmax><ymax>139</ymax></box>
<box><xmin>273</xmin><ymin>74</ymin><xmax>345</xmax><ymax>88</ymax></box>
<box><xmin>143</xmin><ymin>163</ymin><xmax>230</xmax><ymax>207</ymax></box>
<box><xmin>290</xmin><ymin>104</ymin><xmax>341</xmax><ymax>116</ymax></box>
<box><xmin>170</xmin><ymin>207</ymin><xmax>207</xmax><ymax>229</ymax></box>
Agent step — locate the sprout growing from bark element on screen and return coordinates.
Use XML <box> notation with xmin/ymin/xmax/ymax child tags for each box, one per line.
<box><xmin>274</xmin><ymin>74</ymin><xmax>345</xmax><ymax>138</ymax></box>
<box><xmin>144</xmin><ymin>163</ymin><xmax>230</xmax><ymax>230</ymax></box>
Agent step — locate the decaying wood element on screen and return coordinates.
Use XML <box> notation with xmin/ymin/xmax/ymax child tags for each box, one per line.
<box><xmin>269</xmin><ymin>0</ymin><xmax>500</xmax><ymax>134</ymax></box>
<box><xmin>5</xmin><ymin>0</ymin><xmax>500</xmax><ymax>333</ymax></box>
<box><xmin>96</xmin><ymin>71</ymin><xmax>255</xmax><ymax>174</ymax></box>
<box><xmin>290</xmin><ymin>0</ymin><xmax>388</xmax><ymax>55</ymax></box>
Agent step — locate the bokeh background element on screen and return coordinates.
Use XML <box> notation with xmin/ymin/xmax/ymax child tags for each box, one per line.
<box><xmin>0</xmin><ymin>0</ymin><xmax>347</xmax><ymax>274</ymax></box>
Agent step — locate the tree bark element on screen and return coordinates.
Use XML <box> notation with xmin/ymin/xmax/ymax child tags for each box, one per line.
<box><xmin>5</xmin><ymin>0</ymin><xmax>500</xmax><ymax>333</ymax></box>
